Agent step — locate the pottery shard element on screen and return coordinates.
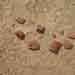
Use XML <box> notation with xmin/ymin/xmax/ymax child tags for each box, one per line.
<box><xmin>16</xmin><ymin>17</ymin><xmax>26</xmax><ymax>24</ymax></box>
<box><xmin>15</xmin><ymin>31</ymin><xmax>25</xmax><ymax>40</ymax></box>
<box><xmin>36</xmin><ymin>25</ymin><xmax>45</xmax><ymax>34</ymax></box>
<box><xmin>64</xmin><ymin>39</ymin><xmax>73</xmax><ymax>49</ymax></box>
<box><xmin>49</xmin><ymin>39</ymin><xmax>62</xmax><ymax>54</ymax></box>
<box><xmin>67</xmin><ymin>32</ymin><xmax>75</xmax><ymax>39</ymax></box>
<box><xmin>27</xmin><ymin>40</ymin><xmax>40</xmax><ymax>51</ymax></box>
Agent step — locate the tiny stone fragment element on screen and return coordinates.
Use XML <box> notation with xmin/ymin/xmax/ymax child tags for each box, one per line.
<box><xmin>36</xmin><ymin>25</ymin><xmax>45</xmax><ymax>34</ymax></box>
<box><xmin>49</xmin><ymin>39</ymin><xmax>62</xmax><ymax>54</ymax></box>
<box><xmin>15</xmin><ymin>31</ymin><xmax>25</xmax><ymax>40</ymax></box>
<box><xmin>27</xmin><ymin>40</ymin><xmax>40</xmax><ymax>51</ymax></box>
<box><xmin>16</xmin><ymin>17</ymin><xmax>26</xmax><ymax>24</ymax></box>
<box><xmin>64</xmin><ymin>39</ymin><xmax>73</xmax><ymax>49</ymax></box>
<box><xmin>67</xmin><ymin>32</ymin><xmax>75</xmax><ymax>39</ymax></box>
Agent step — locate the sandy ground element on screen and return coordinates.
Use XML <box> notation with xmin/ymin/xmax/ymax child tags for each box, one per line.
<box><xmin>0</xmin><ymin>0</ymin><xmax>75</xmax><ymax>75</ymax></box>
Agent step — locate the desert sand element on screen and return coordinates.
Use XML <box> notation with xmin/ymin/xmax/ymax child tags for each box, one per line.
<box><xmin>0</xmin><ymin>0</ymin><xmax>75</xmax><ymax>75</ymax></box>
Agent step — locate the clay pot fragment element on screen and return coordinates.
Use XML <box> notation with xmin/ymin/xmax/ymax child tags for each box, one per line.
<box><xmin>49</xmin><ymin>39</ymin><xmax>62</xmax><ymax>54</ymax></box>
<box><xmin>67</xmin><ymin>32</ymin><xmax>75</xmax><ymax>39</ymax></box>
<box><xmin>27</xmin><ymin>40</ymin><xmax>40</xmax><ymax>51</ymax></box>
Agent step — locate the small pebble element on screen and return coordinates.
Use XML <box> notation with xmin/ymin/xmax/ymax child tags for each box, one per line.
<box><xmin>49</xmin><ymin>39</ymin><xmax>62</xmax><ymax>54</ymax></box>
<box><xmin>27</xmin><ymin>40</ymin><xmax>40</xmax><ymax>51</ymax></box>
<box><xmin>67</xmin><ymin>32</ymin><xmax>75</xmax><ymax>39</ymax></box>
<box><xmin>15</xmin><ymin>30</ymin><xmax>25</xmax><ymax>40</ymax></box>
<box><xmin>36</xmin><ymin>25</ymin><xmax>45</xmax><ymax>34</ymax></box>
<box><xmin>16</xmin><ymin>17</ymin><xmax>26</xmax><ymax>24</ymax></box>
<box><xmin>64</xmin><ymin>39</ymin><xmax>73</xmax><ymax>49</ymax></box>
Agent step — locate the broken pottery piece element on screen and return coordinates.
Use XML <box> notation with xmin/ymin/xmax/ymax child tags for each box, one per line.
<box><xmin>27</xmin><ymin>40</ymin><xmax>40</xmax><ymax>51</ymax></box>
<box><xmin>49</xmin><ymin>39</ymin><xmax>62</xmax><ymax>54</ymax></box>
<box><xmin>67</xmin><ymin>32</ymin><xmax>75</xmax><ymax>39</ymax></box>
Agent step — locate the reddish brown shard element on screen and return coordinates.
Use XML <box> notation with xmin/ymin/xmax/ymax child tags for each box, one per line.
<box><xmin>64</xmin><ymin>39</ymin><xmax>73</xmax><ymax>49</ymax></box>
<box><xmin>27</xmin><ymin>40</ymin><xmax>40</xmax><ymax>51</ymax></box>
<box><xmin>15</xmin><ymin>31</ymin><xmax>25</xmax><ymax>40</ymax></box>
<box><xmin>49</xmin><ymin>39</ymin><xmax>62</xmax><ymax>54</ymax></box>
<box><xmin>67</xmin><ymin>32</ymin><xmax>75</xmax><ymax>39</ymax></box>
<box><xmin>36</xmin><ymin>25</ymin><xmax>45</xmax><ymax>34</ymax></box>
<box><xmin>16</xmin><ymin>17</ymin><xmax>26</xmax><ymax>24</ymax></box>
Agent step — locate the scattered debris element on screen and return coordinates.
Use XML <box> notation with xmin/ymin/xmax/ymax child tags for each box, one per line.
<box><xmin>16</xmin><ymin>17</ymin><xmax>26</xmax><ymax>24</ymax></box>
<box><xmin>49</xmin><ymin>39</ymin><xmax>62</xmax><ymax>54</ymax></box>
<box><xmin>15</xmin><ymin>30</ymin><xmax>25</xmax><ymax>40</ymax></box>
<box><xmin>64</xmin><ymin>39</ymin><xmax>73</xmax><ymax>49</ymax></box>
<box><xmin>36</xmin><ymin>25</ymin><xmax>45</xmax><ymax>34</ymax></box>
<box><xmin>27</xmin><ymin>40</ymin><xmax>40</xmax><ymax>51</ymax></box>
<box><xmin>67</xmin><ymin>32</ymin><xmax>75</xmax><ymax>39</ymax></box>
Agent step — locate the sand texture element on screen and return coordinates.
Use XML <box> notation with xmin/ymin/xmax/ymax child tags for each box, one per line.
<box><xmin>0</xmin><ymin>0</ymin><xmax>75</xmax><ymax>75</ymax></box>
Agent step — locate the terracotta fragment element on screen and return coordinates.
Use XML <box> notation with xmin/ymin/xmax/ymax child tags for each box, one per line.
<box><xmin>64</xmin><ymin>39</ymin><xmax>73</xmax><ymax>49</ymax></box>
<box><xmin>16</xmin><ymin>17</ymin><xmax>26</xmax><ymax>24</ymax></box>
<box><xmin>49</xmin><ymin>39</ymin><xmax>62</xmax><ymax>54</ymax></box>
<box><xmin>67</xmin><ymin>32</ymin><xmax>75</xmax><ymax>39</ymax></box>
<box><xmin>15</xmin><ymin>31</ymin><xmax>25</xmax><ymax>40</ymax></box>
<box><xmin>27</xmin><ymin>40</ymin><xmax>40</xmax><ymax>51</ymax></box>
